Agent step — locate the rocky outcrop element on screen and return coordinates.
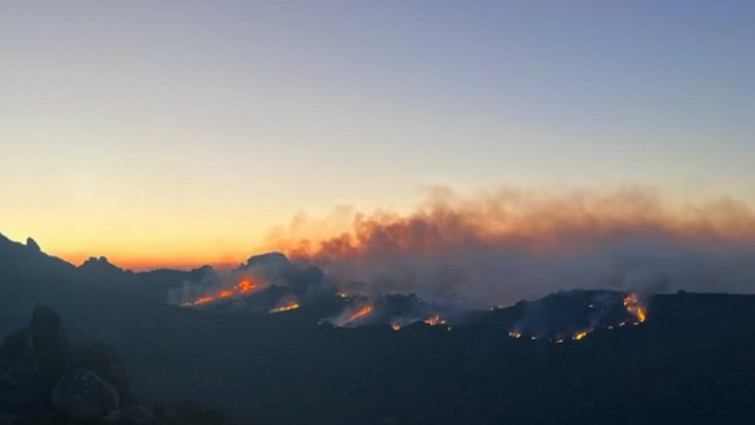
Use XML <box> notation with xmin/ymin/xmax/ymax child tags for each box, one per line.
<box><xmin>30</xmin><ymin>305</ymin><xmax>68</xmax><ymax>355</ymax></box>
<box><xmin>0</xmin><ymin>306</ymin><xmax>154</xmax><ymax>425</ymax></box>
<box><xmin>2</xmin><ymin>329</ymin><xmax>31</xmax><ymax>364</ymax></box>
<box><xmin>68</xmin><ymin>342</ymin><xmax>130</xmax><ymax>400</ymax></box>
<box><xmin>25</xmin><ymin>238</ymin><xmax>40</xmax><ymax>253</ymax></box>
<box><xmin>0</xmin><ymin>306</ymin><xmax>230</xmax><ymax>425</ymax></box>
<box><xmin>0</xmin><ymin>307</ymin><xmax>68</xmax><ymax>419</ymax></box>
<box><xmin>78</xmin><ymin>256</ymin><xmax>124</xmax><ymax>277</ymax></box>
<box><xmin>105</xmin><ymin>404</ymin><xmax>156</xmax><ymax>424</ymax></box>
<box><xmin>51</xmin><ymin>369</ymin><xmax>120</xmax><ymax>420</ymax></box>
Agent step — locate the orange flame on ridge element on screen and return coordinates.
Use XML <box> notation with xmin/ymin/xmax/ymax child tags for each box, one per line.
<box><xmin>423</xmin><ymin>315</ymin><xmax>448</xmax><ymax>326</ymax></box>
<box><xmin>270</xmin><ymin>302</ymin><xmax>301</xmax><ymax>314</ymax></box>
<box><xmin>623</xmin><ymin>293</ymin><xmax>647</xmax><ymax>324</ymax></box>
<box><xmin>508</xmin><ymin>293</ymin><xmax>648</xmax><ymax>343</ymax></box>
<box><xmin>182</xmin><ymin>278</ymin><xmax>260</xmax><ymax>307</ymax></box>
<box><xmin>339</xmin><ymin>305</ymin><xmax>373</xmax><ymax>327</ymax></box>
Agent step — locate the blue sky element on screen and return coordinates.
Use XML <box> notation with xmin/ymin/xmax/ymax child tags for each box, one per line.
<box><xmin>1</xmin><ymin>1</ymin><xmax>753</xmax><ymax>266</ymax></box>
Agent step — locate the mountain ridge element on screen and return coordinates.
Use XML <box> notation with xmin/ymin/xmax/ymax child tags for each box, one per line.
<box><xmin>2</xmin><ymin>232</ymin><xmax>755</xmax><ymax>424</ymax></box>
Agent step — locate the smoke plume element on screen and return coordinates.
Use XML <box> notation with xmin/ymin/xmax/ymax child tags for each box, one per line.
<box><xmin>266</xmin><ymin>186</ymin><xmax>755</xmax><ymax>307</ymax></box>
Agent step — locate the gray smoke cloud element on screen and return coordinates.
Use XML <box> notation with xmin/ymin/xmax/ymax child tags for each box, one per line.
<box><xmin>267</xmin><ymin>185</ymin><xmax>755</xmax><ymax>307</ymax></box>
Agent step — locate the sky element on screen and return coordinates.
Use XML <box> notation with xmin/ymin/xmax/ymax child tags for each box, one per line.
<box><xmin>1</xmin><ymin>1</ymin><xmax>754</xmax><ymax>269</ymax></box>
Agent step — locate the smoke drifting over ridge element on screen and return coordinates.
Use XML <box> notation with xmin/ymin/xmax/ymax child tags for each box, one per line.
<box><xmin>267</xmin><ymin>186</ymin><xmax>755</xmax><ymax>307</ymax></box>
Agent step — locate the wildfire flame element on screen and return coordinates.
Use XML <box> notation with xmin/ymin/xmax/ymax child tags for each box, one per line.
<box><xmin>508</xmin><ymin>293</ymin><xmax>649</xmax><ymax>343</ymax></box>
<box><xmin>423</xmin><ymin>315</ymin><xmax>448</xmax><ymax>326</ymax></box>
<box><xmin>391</xmin><ymin>323</ymin><xmax>401</xmax><ymax>331</ymax></box>
<box><xmin>572</xmin><ymin>330</ymin><xmax>590</xmax><ymax>341</ymax></box>
<box><xmin>270</xmin><ymin>302</ymin><xmax>301</xmax><ymax>314</ymax></box>
<box><xmin>623</xmin><ymin>293</ymin><xmax>647</xmax><ymax>324</ymax></box>
<box><xmin>338</xmin><ymin>305</ymin><xmax>374</xmax><ymax>327</ymax></box>
<box><xmin>182</xmin><ymin>278</ymin><xmax>260</xmax><ymax>307</ymax></box>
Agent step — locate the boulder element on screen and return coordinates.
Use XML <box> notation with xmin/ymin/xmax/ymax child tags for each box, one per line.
<box><xmin>0</xmin><ymin>370</ymin><xmax>13</xmax><ymax>390</ymax></box>
<box><xmin>30</xmin><ymin>306</ymin><xmax>68</xmax><ymax>355</ymax></box>
<box><xmin>2</xmin><ymin>328</ymin><xmax>31</xmax><ymax>363</ymax></box>
<box><xmin>103</xmin><ymin>405</ymin><xmax>156</xmax><ymax>424</ymax></box>
<box><xmin>51</xmin><ymin>369</ymin><xmax>120</xmax><ymax>420</ymax></box>
<box><xmin>69</xmin><ymin>342</ymin><xmax>131</xmax><ymax>398</ymax></box>
<box><xmin>122</xmin><ymin>404</ymin><xmax>156</xmax><ymax>424</ymax></box>
<box><xmin>103</xmin><ymin>409</ymin><xmax>123</xmax><ymax>422</ymax></box>
<box><xmin>0</xmin><ymin>388</ymin><xmax>36</xmax><ymax>414</ymax></box>
<box><xmin>0</xmin><ymin>410</ymin><xmax>24</xmax><ymax>425</ymax></box>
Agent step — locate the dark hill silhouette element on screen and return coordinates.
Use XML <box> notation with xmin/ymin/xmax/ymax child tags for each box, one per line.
<box><xmin>77</xmin><ymin>256</ymin><xmax>217</xmax><ymax>303</ymax></box>
<box><xmin>1</xmin><ymin>233</ymin><xmax>755</xmax><ymax>424</ymax></box>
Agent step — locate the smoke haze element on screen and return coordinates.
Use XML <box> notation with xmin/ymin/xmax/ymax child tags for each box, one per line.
<box><xmin>266</xmin><ymin>186</ymin><xmax>755</xmax><ymax>306</ymax></box>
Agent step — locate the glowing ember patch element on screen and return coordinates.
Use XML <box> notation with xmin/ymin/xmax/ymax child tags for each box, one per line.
<box><xmin>184</xmin><ymin>296</ymin><xmax>215</xmax><ymax>307</ymax></box>
<box><xmin>508</xmin><ymin>331</ymin><xmax>522</xmax><ymax>339</ymax></box>
<box><xmin>572</xmin><ymin>330</ymin><xmax>590</xmax><ymax>340</ymax></box>
<box><xmin>270</xmin><ymin>302</ymin><xmax>301</xmax><ymax>314</ymax></box>
<box><xmin>423</xmin><ymin>315</ymin><xmax>448</xmax><ymax>326</ymax></box>
<box><xmin>623</xmin><ymin>293</ymin><xmax>647</xmax><ymax>324</ymax></box>
<box><xmin>391</xmin><ymin>323</ymin><xmax>401</xmax><ymax>331</ymax></box>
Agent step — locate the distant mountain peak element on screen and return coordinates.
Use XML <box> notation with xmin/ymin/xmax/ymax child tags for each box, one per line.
<box><xmin>191</xmin><ymin>264</ymin><xmax>216</xmax><ymax>275</ymax></box>
<box><xmin>26</xmin><ymin>237</ymin><xmax>41</xmax><ymax>253</ymax></box>
<box><xmin>79</xmin><ymin>256</ymin><xmax>123</xmax><ymax>273</ymax></box>
<box><xmin>242</xmin><ymin>252</ymin><xmax>290</xmax><ymax>269</ymax></box>
<box><xmin>84</xmin><ymin>256</ymin><xmax>111</xmax><ymax>264</ymax></box>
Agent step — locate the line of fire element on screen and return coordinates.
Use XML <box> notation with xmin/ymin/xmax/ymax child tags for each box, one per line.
<box><xmin>178</xmin><ymin>273</ymin><xmax>647</xmax><ymax>344</ymax></box>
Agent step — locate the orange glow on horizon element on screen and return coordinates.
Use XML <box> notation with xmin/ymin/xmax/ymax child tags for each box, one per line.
<box><xmin>7</xmin><ymin>186</ymin><xmax>755</xmax><ymax>275</ymax></box>
<box><xmin>54</xmin><ymin>251</ymin><xmax>250</xmax><ymax>272</ymax></box>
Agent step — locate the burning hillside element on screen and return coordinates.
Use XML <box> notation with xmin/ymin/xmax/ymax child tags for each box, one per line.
<box><xmin>181</xmin><ymin>278</ymin><xmax>260</xmax><ymax>306</ymax></box>
<box><xmin>336</xmin><ymin>304</ymin><xmax>374</xmax><ymax>327</ymax></box>
<box><xmin>175</xmin><ymin>256</ymin><xmax>647</xmax><ymax>343</ymax></box>
<box><xmin>317</xmin><ymin>292</ymin><xmax>459</xmax><ymax>330</ymax></box>
<box><xmin>505</xmin><ymin>292</ymin><xmax>648</xmax><ymax>343</ymax></box>
<box><xmin>171</xmin><ymin>251</ymin><xmax>335</xmax><ymax>313</ymax></box>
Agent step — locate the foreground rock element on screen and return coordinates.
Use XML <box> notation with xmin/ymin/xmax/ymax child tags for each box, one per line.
<box><xmin>0</xmin><ymin>306</ymin><xmax>142</xmax><ymax>424</ymax></box>
<box><xmin>30</xmin><ymin>305</ymin><xmax>68</xmax><ymax>355</ymax></box>
<box><xmin>1</xmin><ymin>305</ymin><xmax>227</xmax><ymax>425</ymax></box>
<box><xmin>105</xmin><ymin>404</ymin><xmax>156</xmax><ymax>424</ymax></box>
<box><xmin>51</xmin><ymin>369</ymin><xmax>120</xmax><ymax>420</ymax></box>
